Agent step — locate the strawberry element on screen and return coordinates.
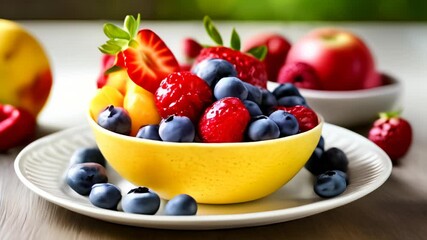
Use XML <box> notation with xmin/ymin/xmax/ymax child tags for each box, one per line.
<box><xmin>155</xmin><ymin>71</ymin><xmax>213</xmax><ymax>123</ymax></box>
<box><xmin>99</xmin><ymin>14</ymin><xmax>180</xmax><ymax>94</ymax></box>
<box><xmin>182</xmin><ymin>38</ymin><xmax>203</xmax><ymax>59</ymax></box>
<box><xmin>368</xmin><ymin>112</ymin><xmax>412</xmax><ymax>163</ymax></box>
<box><xmin>193</xmin><ymin>16</ymin><xmax>268</xmax><ymax>88</ymax></box>
<box><xmin>198</xmin><ymin>97</ymin><xmax>250</xmax><ymax>143</ymax></box>
<box><xmin>277</xmin><ymin>105</ymin><xmax>318</xmax><ymax>132</ymax></box>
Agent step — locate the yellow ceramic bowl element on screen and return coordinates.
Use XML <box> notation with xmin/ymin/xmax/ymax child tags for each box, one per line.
<box><xmin>88</xmin><ymin>111</ymin><xmax>323</xmax><ymax>204</ymax></box>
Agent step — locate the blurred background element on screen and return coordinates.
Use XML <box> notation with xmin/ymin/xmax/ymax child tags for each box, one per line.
<box><xmin>1</xmin><ymin>0</ymin><xmax>426</xmax><ymax>21</ymax></box>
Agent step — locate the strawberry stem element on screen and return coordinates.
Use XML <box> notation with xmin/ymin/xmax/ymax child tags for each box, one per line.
<box><xmin>379</xmin><ymin>110</ymin><xmax>401</xmax><ymax>119</ymax></box>
<box><xmin>230</xmin><ymin>28</ymin><xmax>241</xmax><ymax>50</ymax></box>
<box><xmin>203</xmin><ymin>16</ymin><xmax>223</xmax><ymax>46</ymax></box>
<box><xmin>246</xmin><ymin>45</ymin><xmax>268</xmax><ymax>61</ymax></box>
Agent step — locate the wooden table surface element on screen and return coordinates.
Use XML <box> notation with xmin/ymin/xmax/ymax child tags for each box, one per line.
<box><xmin>1</xmin><ymin>21</ymin><xmax>427</xmax><ymax>239</ymax></box>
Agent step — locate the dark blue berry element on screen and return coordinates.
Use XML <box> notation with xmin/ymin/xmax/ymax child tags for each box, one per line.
<box><xmin>314</xmin><ymin>170</ymin><xmax>348</xmax><ymax>198</ymax></box>
<box><xmin>192</xmin><ymin>58</ymin><xmax>237</xmax><ymax>87</ymax></box>
<box><xmin>136</xmin><ymin>124</ymin><xmax>161</xmax><ymax>141</ymax></box>
<box><xmin>269</xmin><ymin>110</ymin><xmax>299</xmax><ymax>137</ymax></box>
<box><xmin>247</xmin><ymin>116</ymin><xmax>280</xmax><ymax>141</ymax></box>
<box><xmin>97</xmin><ymin>105</ymin><xmax>132</xmax><ymax>135</ymax></box>
<box><xmin>214</xmin><ymin>77</ymin><xmax>248</xmax><ymax>101</ymax></box>
<box><xmin>121</xmin><ymin>187</ymin><xmax>160</xmax><ymax>215</ymax></box>
<box><xmin>305</xmin><ymin>147</ymin><xmax>324</xmax><ymax>175</ymax></box>
<box><xmin>70</xmin><ymin>147</ymin><xmax>106</xmax><ymax>167</ymax></box>
<box><xmin>305</xmin><ymin>147</ymin><xmax>349</xmax><ymax>176</ymax></box>
<box><xmin>164</xmin><ymin>194</ymin><xmax>198</xmax><ymax>216</ymax></box>
<box><xmin>242</xmin><ymin>82</ymin><xmax>262</xmax><ymax>105</ymax></box>
<box><xmin>317</xmin><ymin>136</ymin><xmax>325</xmax><ymax>151</ymax></box>
<box><xmin>66</xmin><ymin>163</ymin><xmax>108</xmax><ymax>195</ymax></box>
<box><xmin>277</xmin><ymin>95</ymin><xmax>307</xmax><ymax>107</ymax></box>
<box><xmin>89</xmin><ymin>183</ymin><xmax>122</xmax><ymax>210</ymax></box>
<box><xmin>243</xmin><ymin>100</ymin><xmax>263</xmax><ymax>118</ymax></box>
<box><xmin>260</xmin><ymin>88</ymin><xmax>277</xmax><ymax>114</ymax></box>
<box><xmin>272</xmin><ymin>83</ymin><xmax>303</xmax><ymax>99</ymax></box>
<box><xmin>159</xmin><ymin>115</ymin><xmax>195</xmax><ymax>142</ymax></box>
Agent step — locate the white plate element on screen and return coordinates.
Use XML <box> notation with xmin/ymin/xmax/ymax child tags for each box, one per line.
<box><xmin>14</xmin><ymin>124</ymin><xmax>392</xmax><ymax>230</ymax></box>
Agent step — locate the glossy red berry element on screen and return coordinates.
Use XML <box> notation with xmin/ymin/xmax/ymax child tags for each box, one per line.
<box><xmin>368</xmin><ymin>112</ymin><xmax>412</xmax><ymax>163</ymax></box>
<box><xmin>277</xmin><ymin>105</ymin><xmax>318</xmax><ymax>132</ymax></box>
<box><xmin>198</xmin><ymin>97</ymin><xmax>250</xmax><ymax>143</ymax></box>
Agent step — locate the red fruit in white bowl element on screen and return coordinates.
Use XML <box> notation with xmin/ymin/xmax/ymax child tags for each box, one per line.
<box><xmin>368</xmin><ymin>112</ymin><xmax>412</xmax><ymax>163</ymax></box>
<box><xmin>243</xmin><ymin>33</ymin><xmax>291</xmax><ymax>82</ymax></box>
<box><xmin>277</xmin><ymin>62</ymin><xmax>321</xmax><ymax>90</ymax></box>
<box><xmin>286</xmin><ymin>28</ymin><xmax>381</xmax><ymax>91</ymax></box>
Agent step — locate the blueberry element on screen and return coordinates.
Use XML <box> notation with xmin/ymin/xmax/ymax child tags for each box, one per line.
<box><xmin>305</xmin><ymin>147</ymin><xmax>324</xmax><ymax>175</ymax></box>
<box><xmin>247</xmin><ymin>116</ymin><xmax>280</xmax><ymax>141</ymax></box>
<box><xmin>269</xmin><ymin>110</ymin><xmax>299</xmax><ymax>137</ymax></box>
<box><xmin>305</xmin><ymin>147</ymin><xmax>349</xmax><ymax>175</ymax></box>
<box><xmin>159</xmin><ymin>115</ymin><xmax>195</xmax><ymax>142</ymax></box>
<box><xmin>70</xmin><ymin>147</ymin><xmax>106</xmax><ymax>167</ymax></box>
<box><xmin>89</xmin><ymin>183</ymin><xmax>122</xmax><ymax>210</ymax></box>
<box><xmin>272</xmin><ymin>83</ymin><xmax>303</xmax><ymax>99</ymax></box>
<box><xmin>97</xmin><ymin>105</ymin><xmax>132</xmax><ymax>135</ymax></box>
<box><xmin>136</xmin><ymin>124</ymin><xmax>161</xmax><ymax>141</ymax></box>
<box><xmin>214</xmin><ymin>77</ymin><xmax>248</xmax><ymax>101</ymax></box>
<box><xmin>320</xmin><ymin>147</ymin><xmax>349</xmax><ymax>173</ymax></box>
<box><xmin>317</xmin><ymin>136</ymin><xmax>325</xmax><ymax>151</ymax></box>
<box><xmin>243</xmin><ymin>100</ymin><xmax>263</xmax><ymax>118</ymax></box>
<box><xmin>314</xmin><ymin>170</ymin><xmax>348</xmax><ymax>198</ymax></box>
<box><xmin>66</xmin><ymin>163</ymin><xmax>108</xmax><ymax>195</ymax></box>
<box><xmin>277</xmin><ymin>95</ymin><xmax>307</xmax><ymax>107</ymax></box>
<box><xmin>121</xmin><ymin>187</ymin><xmax>160</xmax><ymax>215</ymax></box>
<box><xmin>260</xmin><ymin>88</ymin><xmax>277</xmax><ymax>114</ymax></box>
<box><xmin>242</xmin><ymin>82</ymin><xmax>262</xmax><ymax>105</ymax></box>
<box><xmin>192</xmin><ymin>58</ymin><xmax>237</xmax><ymax>87</ymax></box>
<box><xmin>164</xmin><ymin>194</ymin><xmax>198</xmax><ymax>216</ymax></box>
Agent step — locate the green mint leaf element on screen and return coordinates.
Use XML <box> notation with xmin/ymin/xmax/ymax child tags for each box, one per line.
<box><xmin>246</xmin><ymin>45</ymin><xmax>268</xmax><ymax>61</ymax></box>
<box><xmin>103</xmin><ymin>23</ymin><xmax>130</xmax><ymax>40</ymax></box>
<box><xmin>230</xmin><ymin>28</ymin><xmax>241</xmax><ymax>50</ymax></box>
<box><xmin>98</xmin><ymin>43</ymin><xmax>122</xmax><ymax>55</ymax></box>
<box><xmin>203</xmin><ymin>16</ymin><xmax>223</xmax><ymax>45</ymax></box>
<box><xmin>104</xmin><ymin>65</ymin><xmax>123</xmax><ymax>75</ymax></box>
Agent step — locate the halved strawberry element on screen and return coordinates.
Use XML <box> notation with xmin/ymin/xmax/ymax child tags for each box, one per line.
<box><xmin>99</xmin><ymin>14</ymin><xmax>179</xmax><ymax>94</ymax></box>
<box><xmin>124</xmin><ymin>30</ymin><xmax>180</xmax><ymax>93</ymax></box>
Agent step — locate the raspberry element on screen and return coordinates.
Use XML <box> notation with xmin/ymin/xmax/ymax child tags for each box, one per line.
<box><xmin>198</xmin><ymin>97</ymin><xmax>250</xmax><ymax>143</ymax></box>
<box><xmin>277</xmin><ymin>105</ymin><xmax>318</xmax><ymax>132</ymax></box>
<box><xmin>155</xmin><ymin>72</ymin><xmax>213</xmax><ymax>123</ymax></box>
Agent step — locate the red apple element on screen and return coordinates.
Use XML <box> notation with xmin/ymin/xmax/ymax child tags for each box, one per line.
<box><xmin>244</xmin><ymin>33</ymin><xmax>291</xmax><ymax>82</ymax></box>
<box><xmin>285</xmin><ymin>28</ymin><xmax>381</xmax><ymax>91</ymax></box>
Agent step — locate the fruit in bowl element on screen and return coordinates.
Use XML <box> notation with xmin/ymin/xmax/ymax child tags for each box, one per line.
<box><xmin>88</xmin><ymin>15</ymin><xmax>325</xmax><ymax>204</ymax></box>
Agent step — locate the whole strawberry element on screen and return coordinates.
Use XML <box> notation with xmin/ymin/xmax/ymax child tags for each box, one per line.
<box><xmin>194</xmin><ymin>16</ymin><xmax>268</xmax><ymax>88</ymax></box>
<box><xmin>368</xmin><ymin>112</ymin><xmax>412</xmax><ymax>163</ymax></box>
<box><xmin>277</xmin><ymin>105</ymin><xmax>318</xmax><ymax>132</ymax></box>
<box><xmin>198</xmin><ymin>97</ymin><xmax>250</xmax><ymax>143</ymax></box>
<box><xmin>155</xmin><ymin>71</ymin><xmax>213</xmax><ymax>123</ymax></box>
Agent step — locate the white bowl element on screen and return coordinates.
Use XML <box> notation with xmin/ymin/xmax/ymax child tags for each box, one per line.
<box><xmin>268</xmin><ymin>74</ymin><xmax>402</xmax><ymax>127</ymax></box>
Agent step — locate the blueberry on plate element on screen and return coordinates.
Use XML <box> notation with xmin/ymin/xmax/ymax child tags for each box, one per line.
<box><xmin>66</xmin><ymin>162</ymin><xmax>108</xmax><ymax>195</ymax></box>
<box><xmin>305</xmin><ymin>147</ymin><xmax>325</xmax><ymax>175</ymax></box>
<box><xmin>192</xmin><ymin>58</ymin><xmax>237</xmax><ymax>87</ymax></box>
<box><xmin>269</xmin><ymin>110</ymin><xmax>299</xmax><ymax>137</ymax></box>
<box><xmin>314</xmin><ymin>170</ymin><xmax>348</xmax><ymax>198</ymax></box>
<box><xmin>243</xmin><ymin>100</ymin><xmax>263</xmax><ymax>118</ymax></box>
<box><xmin>89</xmin><ymin>183</ymin><xmax>122</xmax><ymax>210</ymax></box>
<box><xmin>164</xmin><ymin>194</ymin><xmax>198</xmax><ymax>216</ymax></box>
<box><xmin>214</xmin><ymin>77</ymin><xmax>248</xmax><ymax>101</ymax></box>
<box><xmin>159</xmin><ymin>115</ymin><xmax>195</xmax><ymax>142</ymax></box>
<box><xmin>121</xmin><ymin>187</ymin><xmax>160</xmax><ymax>215</ymax></box>
<box><xmin>317</xmin><ymin>136</ymin><xmax>325</xmax><ymax>151</ymax></box>
<box><xmin>321</xmin><ymin>147</ymin><xmax>349</xmax><ymax>173</ymax></box>
<box><xmin>247</xmin><ymin>116</ymin><xmax>280</xmax><ymax>141</ymax></box>
<box><xmin>272</xmin><ymin>83</ymin><xmax>303</xmax><ymax>99</ymax></box>
<box><xmin>97</xmin><ymin>105</ymin><xmax>132</xmax><ymax>135</ymax></box>
<box><xmin>70</xmin><ymin>147</ymin><xmax>106</xmax><ymax>167</ymax></box>
<box><xmin>136</xmin><ymin>124</ymin><xmax>161</xmax><ymax>141</ymax></box>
